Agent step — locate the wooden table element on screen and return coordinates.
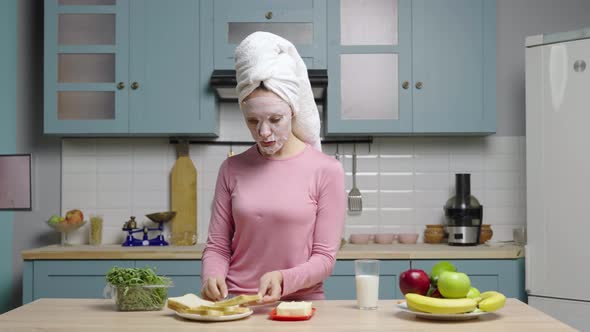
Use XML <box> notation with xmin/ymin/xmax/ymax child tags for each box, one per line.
<box><xmin>0</xmin><ymin>298</ymin><xmax>574</xmax><ymax>331</ymax></box>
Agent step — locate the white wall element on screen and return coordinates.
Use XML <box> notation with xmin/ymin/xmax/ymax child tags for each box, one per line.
<box><xmin>496</xmin><ymin>0</ymin><xmax>590</xmax><ymax>135</ymax></box>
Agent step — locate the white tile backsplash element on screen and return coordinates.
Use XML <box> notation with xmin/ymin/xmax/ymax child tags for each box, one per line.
<box><xmin>97</xmin><ymin>174</ymin><xmax>132</xmax><ymax>192</ymax></box>
<box><xmin>379</xmin><ymin>156</ymin><xmax>413</xmax><ymax>172</ymax></box>
<box><xmin>62</xmin><ymin>173</ymin><xmax>96</xmax><ymax>192</ymax></box>
<box><xmin>450</xmin><ymin>154</ymin><xmax>484</xmax><ymax>172</ymax></box>
<box><xmin>414</xmin><ymin>172</ymin><xmax>450</xmax><ymax>190</ymax></box>
<box><xmin>62</xmin><ymin>156</ymin><xmax>97</xmax><ymax>173</ymax></box>
<box><xmin>379</xmin><ymin>208</ymin><xmax>414</xmax><ymax>225</ymax></box>
<box><xmin>61</xmin><ymin>136</ymin><xmax>526</xmax><ymax>244</ymax></box>
<box><xmin>379</xmin><ymin>173</ymin><xmax>414</xmax><ymax>190</ymax></box>
<box><xmin>97</xmin><ymin>155</ymin><xmax>132</xmax><ymax>173</ymax></box>
<box><xmin>96</xmin><ymin>139</ymin><xmax>132</xmax><ymax>156</ymax></box>
<box><xmin>379</xmin><ymin>191</ymin><xmax>414</xmax><ymax>208</ymax></box>
<box><xmin>415</xmin><ymin>208</ymin><xmax>446</xmax><ymax>225</ymax></box>
<box><xmin>414</xmin><ymin>154</ymin><xmax>450</xmax><ymax>172</ymax></box>
<box><xmin>97</xmin><ymin>191</ymin><xmax>130</xmax><ymax>209</ymax></box>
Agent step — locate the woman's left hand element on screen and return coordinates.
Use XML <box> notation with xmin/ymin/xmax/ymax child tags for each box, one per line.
<box><xmin>257</xmin><ymin>271</ymin><xmax>283</xmax><ymax>303</ymax></box>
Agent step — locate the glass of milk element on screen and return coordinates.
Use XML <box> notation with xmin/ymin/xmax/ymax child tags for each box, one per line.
<box><xmin>355</xmin><ymin>259</ymin><xmax>379</xmax><ymax>310</ymax></box>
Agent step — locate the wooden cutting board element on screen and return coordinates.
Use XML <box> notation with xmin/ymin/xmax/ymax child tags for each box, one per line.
<box><xmin>170</xmin><ymin>143</ymin><xmax>197</xmax><ymax>245</ymax></box>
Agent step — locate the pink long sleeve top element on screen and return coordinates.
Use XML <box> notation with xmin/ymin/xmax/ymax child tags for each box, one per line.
<box><xmin>202</xmin><ymin>144</ymin><xmax>345</xmax><ymax>300</ymax></box>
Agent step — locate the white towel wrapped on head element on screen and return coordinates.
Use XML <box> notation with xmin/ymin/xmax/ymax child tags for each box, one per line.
<box><xmin>235</xmin><ymin>31</ymin><xmax>322</xmax><ymax>151</ymax></box>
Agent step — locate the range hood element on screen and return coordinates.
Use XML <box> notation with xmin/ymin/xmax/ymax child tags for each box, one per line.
<box><xmin>209</xmin><ymin>69</ymin><xmax>328</xmax><ymax>102</ymax></box>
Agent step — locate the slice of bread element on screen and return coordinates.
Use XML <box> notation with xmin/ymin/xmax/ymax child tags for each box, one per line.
<box><xmin>167</xmin><ymin>293</ymin><xmax>214</xmax><ymax>313</ymax></box>
<box><xmin>187</xmin><ymin>306</ymin><xmax>251</xmax><ymax>316</ymax></box>
<box><xmin>167</xmin><ymin>293</ymin><xmax>258</xmax><ymax>316</ymax></box>
<box><xmin>213</xmin><ymin>294</ymin><xmax>261</xmax><ymax>307</ymax></box>
<box><xmin>185</xmin><ymin>308</ymin><xmax>225</xmax><ymax>316</ymax></box>
<box><xmin>276</xmin><ymin>301</ymin><xmax>312</xmax><ymax>316</ymax></box>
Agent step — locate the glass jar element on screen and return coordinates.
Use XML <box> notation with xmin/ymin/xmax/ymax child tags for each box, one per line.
<box><xmin>479</xmin><ymin>224</ymin><xmax>493</xmax><ymax>244</ymax></box>
<box><xmin>424</xmin><ymin>224</ymin><xmax>445</xmax><ymax>244</ymax></box>
<box><xmin>89</xmin><ymin>214</ymin><xmax>103</xmax><ymax>245</ymax></box>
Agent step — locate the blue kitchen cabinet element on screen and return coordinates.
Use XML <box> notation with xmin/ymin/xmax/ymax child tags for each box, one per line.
<box><xmin>23</xmin><ymin>258</ymin><xmax>524</xmax><ymax>303</ymax></box>
<box><xmin>326</xmin><ymin>0</ymin><xmax>413</xmax><ymax>135</ymax></box>
<box><xmin>213</xmin><ymin>0</ymin><xmax>327</xmax><ymax>69</ymax></box>
<box><xmin>135</xmin><ymin>260</ymin><xmax>202</xmax><ymax>297</ymax></box>
<box><xmin>326</xmin><ymin>0</ymin><xmax>496</xmax><ymax>135</ymax></box>
<box><xmin>44</xmin><ymin>0</ymin><xmax>130</xmax><ymax>134</ymax></box>
<box><xmin>324</xmin><ymin>260</ymin><xmax>410</xmax><ymax>300</ymax></box>
<box><xmin>27</xmin><ymin>260</ymin><xmax>134</xmax><ymax>302</ymax></box>
<box><xmin>411</xmin><ymin>0</ymin><xmax>496</xmax><ymax>134</ymax></box>
<box><xmin>23</xmin><ymin>260</ymin><xmax>201</xmax><ymax>304</ymax></box>
<box><xmin>44</xmin><ymin>0</ymin><xmax>217</xmax><ymax>136</ymax></box>
<box><xmin>411</xmin><ymin>259</ymin><xmax>527</xmax><ymax>302</ymax></box>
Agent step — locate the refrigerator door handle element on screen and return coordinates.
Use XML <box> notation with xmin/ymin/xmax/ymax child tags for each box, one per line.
<box><xmin>525</xmin><ymin>245</ymin><xmax>532</xmax><ymax>294</ymax></box>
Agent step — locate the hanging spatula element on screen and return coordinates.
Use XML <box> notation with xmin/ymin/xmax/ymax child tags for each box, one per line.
<box><xmin>348</xmin><ymin>144</ymin><xmax>362</xmax><ymax>212</ymax></box>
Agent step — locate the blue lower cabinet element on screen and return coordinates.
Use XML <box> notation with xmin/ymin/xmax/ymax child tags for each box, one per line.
<box><xmin>23</xmin><ymin>258</ymin><xmax>525</xmax><ymax>304</ymax></box>
<box><xmin>135</xmin><ymin>260</ymin><xmax>202</xmax><ymax>297</ymax></box>
<box><xmin>23</xmin><ymin>260</ymin><xmax>202</xmax><ymax>304</ymax></box>
<box><xmin>411</xmin><ymin>259</ymin><xmax>526</xmax><ymax>302</ymax></box>
<box><xmin>324</xmin><ymin>260</ymin><xmax>410</xmax><ymax>300</ymax></box>
<box><xmin>32</xmin><ymin>260</ymin><xmax>134</xmax><ymax>301</ymax></box>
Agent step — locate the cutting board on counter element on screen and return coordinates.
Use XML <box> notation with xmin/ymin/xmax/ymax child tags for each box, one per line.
<box><xmin>170</xmin><ymin>143</ymin><xmax>197</xmax><ymax>245</ymax></box>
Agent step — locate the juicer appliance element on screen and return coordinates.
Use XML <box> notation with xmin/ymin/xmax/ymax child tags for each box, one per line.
<box><xmin>444</xmin><ymin>173</ymin><xmax>483</xmax><ymax>246</ymax></box>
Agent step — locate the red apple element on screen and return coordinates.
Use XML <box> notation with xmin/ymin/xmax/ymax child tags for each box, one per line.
<box><xmin>399</xmin><ymin>269</ymin><xmax>430</xmax><ymax>296</ymax></box>
<box><xmin>429</xmin><ymin>288</ymin><xmax>443</xmax><ymax>298</ymax></box>
<box><xmin>65</xmin><ymin>209</ymin><xmax>84</xmax><ymax>224</ymax></box>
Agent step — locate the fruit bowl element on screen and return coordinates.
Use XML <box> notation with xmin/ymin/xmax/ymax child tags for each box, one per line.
<box><xmin>46</xmin><ymin>220</ymin><xmax>87</xmax><ymax>246</ymax></box>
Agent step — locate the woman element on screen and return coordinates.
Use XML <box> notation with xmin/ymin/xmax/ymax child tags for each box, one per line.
<box><xmin>201</xmin><ymin>32</ymin><xmax>345</xmax><ymax>303</ymax></box>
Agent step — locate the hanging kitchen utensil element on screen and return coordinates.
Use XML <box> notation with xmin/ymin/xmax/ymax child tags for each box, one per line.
<box><xmin>170</xmin><ymin>142</ymin><xmax>197</xmax><ymax>245</ymax></box>
<box><xmin>335</xmin><ymin>144</ymin><xmax>343</xmax><ymax>163</ymax></box>
<box><xmin>348</xmin><ymin>144</ymin><xmax>362</xmax><ymax>212</ymax></box>
<box><xmin>227</xmin><ymin>144</ymin><xmax>234</xmax><ymax>158</ymax></box>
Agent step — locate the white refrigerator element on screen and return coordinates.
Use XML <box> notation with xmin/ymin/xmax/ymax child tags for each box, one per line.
<box><xmin>526</xmin><ymin>28</ymin><xmax>590</xmax><ymax>331</ymax></box>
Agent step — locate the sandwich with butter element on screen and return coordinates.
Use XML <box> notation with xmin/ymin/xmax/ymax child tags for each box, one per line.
<box><xmin>167</xmin><ymin>293</ymin><xmax>261</xmax><ymax>316</ymax></box>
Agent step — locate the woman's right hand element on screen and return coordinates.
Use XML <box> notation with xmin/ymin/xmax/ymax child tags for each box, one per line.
<box><xmin>201</xmin><ymin>276</ymin><xmax>228</xmax><ymax>301</ymax></box>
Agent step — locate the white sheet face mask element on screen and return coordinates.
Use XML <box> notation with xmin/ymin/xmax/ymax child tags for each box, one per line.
<box><xmin>241</xmin><ymin>96</ymin><xmax>293</xmax><ymax>156</ymax></box>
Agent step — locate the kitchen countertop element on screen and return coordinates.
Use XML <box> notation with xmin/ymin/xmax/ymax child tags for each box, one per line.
<box><xmin>0</xmin><ymin>298</ymin><xmax>573</xmax><ymax>331</ymax></box>
<box><xmin>21</xmin><ymin>243</ymin><xmax>524</xmax><ymax>260</ymax></box>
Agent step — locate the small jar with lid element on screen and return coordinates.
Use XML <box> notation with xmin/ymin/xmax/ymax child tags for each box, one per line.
<box><xmin>479</xmin><ymin>224</ymin><xmax>493</xmax><ymax>244</ymax></box>
<box><xmin>424</xmin><ymin>224</ymin><xmax>445</xmax><ymax>244</ymax></box>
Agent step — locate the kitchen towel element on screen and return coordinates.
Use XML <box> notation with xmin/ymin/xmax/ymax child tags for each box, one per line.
<box><xmin>235</xmin><ymin>31</ymin><xmax>321</xmax><ymax>151</ymax></box>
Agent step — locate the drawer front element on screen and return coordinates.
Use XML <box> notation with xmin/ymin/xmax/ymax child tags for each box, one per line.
<box><xmin>33</xmin><ymin>260</ymin><xmax>134</xmax><ymax>299</ymax></box>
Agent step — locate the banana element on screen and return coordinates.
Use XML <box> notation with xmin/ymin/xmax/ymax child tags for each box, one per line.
<box><xmin>406</xmin><ymin>300</ymin><xmax>427</xmax><ymax>313</ymax></box>
<box><xmin>405</xmin><ymin>293</ymin><xmax>477</xmax><ymax>314</ymax></box>
<box><xmin>478</xmin><ymin>291</ymin><xmax>506</xmax><ymax>312</ymax></box>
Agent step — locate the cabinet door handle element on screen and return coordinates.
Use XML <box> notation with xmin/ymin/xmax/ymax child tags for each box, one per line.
<box><xmin>131</xmin><ymin>82</ymin><xmax>139</xmax><ymax>90</ymax></box>
<box><xmin>265</xmin><ymin>11</ymin><xmax>273</xmax><ymax>19</ymax></box>
<box><xmin>402</xmin><ymin>81</ymin><xmax>409</xmax><ymax>89</ymax></box>
<box><xmin>415</xmin><ymin>81</ymin><xmax>423</xmax><ymax>89</ymax></box>
<box><xmin>116</xmin><ymin>82</ymin><xmax>125</xmax><ymax>90</ymax></box>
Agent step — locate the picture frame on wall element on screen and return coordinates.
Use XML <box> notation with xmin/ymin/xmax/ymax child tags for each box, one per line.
<box><xmin>0</xmin><ymin>154</ymin><xmax>32</xmax><ymax>210</ymax></box>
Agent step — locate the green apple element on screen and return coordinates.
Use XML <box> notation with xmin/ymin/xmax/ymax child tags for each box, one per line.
<box><xmin>466</xmin><ymin>287</ymin><xmax>480</xmax><ymax>299</ymax></box>
<box><xmin>437</xmin><ymin>271</ymin><xmax>471</xmax><ymax>299</ymax></box>
<box><xmin>48</xmin><ymin>215</ymin><xmax>61</xmax><ymax>225</ymax></box>
<box><xmin>430</xmin><ymin>261</ymin><xmax>457</xmax><ymax>285</ymax></box>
